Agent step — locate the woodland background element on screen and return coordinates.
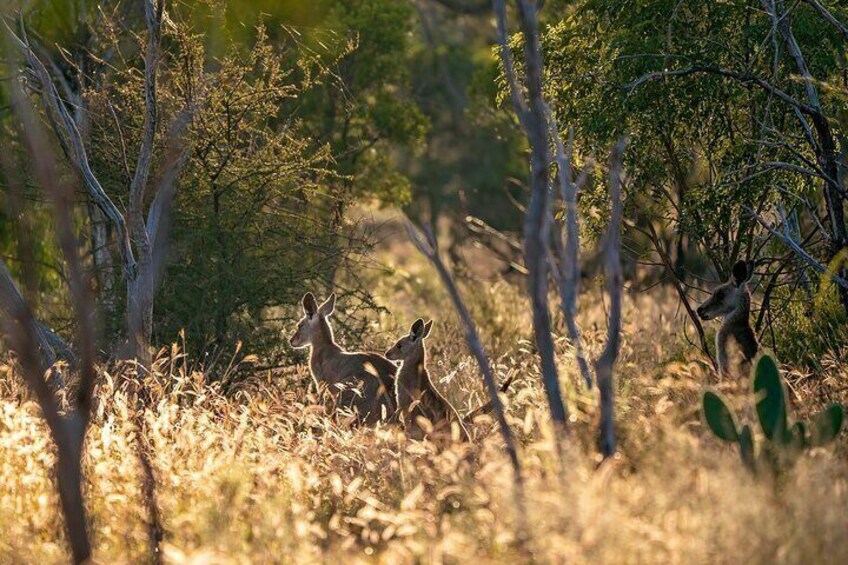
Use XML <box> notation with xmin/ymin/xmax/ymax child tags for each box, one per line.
<box><xmin>1</xmin><ymin>0</ymin><xmax>848</xmax><ymax>563</ymax></box>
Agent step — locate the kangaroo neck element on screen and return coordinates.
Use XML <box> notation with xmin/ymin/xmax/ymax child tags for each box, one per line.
<box><xmin>397</xmin><ymin>346</ymin><xmax>428</xmax><ymax>402</ymax></box>
<box><xmin>717</xmin><ymin>288</ymin><xmax>754</xmax><ymax>367</ymax></box>
<box><xmin>310</xmin><ymin>317</ymin><xmax>343</xmax><ymax>361</ymax></box>
<box><xmin>719</xmin><ymin>290</ymin><xmax>751</xmax><ymax>338</ymax></box>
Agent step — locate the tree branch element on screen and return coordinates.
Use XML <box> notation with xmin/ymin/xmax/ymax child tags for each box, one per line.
<box><xmin>548</xmin><ymin>119</ymin><xmax>594</xmax><ymax>388</ymax></box>
<box><xmin>129</xmin><ymin>0</ymin><xmax>164</xmax><ymax>257</ymax></box>
<box><xmin>746</xmin><ymin>207</ymin><xmax>848</xmax><ymax>288</ymax></box>
<box><xmin>803</xmin><ymin>0</ymin><xmax>848</xmax><ymax>42</ymax></box>
<box><xmin>623</xmin><ymin>65</ymin><xmax>818</xmax><ymax>116</ymax></box>
<box><xmin>4</xmin><ymin>20</ymin><xmax>137</xmax><ymax>281</ymax></box>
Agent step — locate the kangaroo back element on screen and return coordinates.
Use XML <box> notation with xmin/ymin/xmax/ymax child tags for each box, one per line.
<box><xmin>290</xmin><ymin>292</ymin><xmax>396</xmax><ymax>423</ymax></box>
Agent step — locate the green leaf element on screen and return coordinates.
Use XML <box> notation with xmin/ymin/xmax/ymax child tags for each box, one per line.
<box><xmin>811</xmin><ymin>405</ymin><xmax>844</xmax><ymax>446</ymax></box>
<box><xmin>703</xmin><ymin>391</ymin><xmax>739</xmax><ymax>442</ymax></box>
<box><xmin>753</xmin><ymin>354</ymin><xmax>788</xmax><ymax>443</ymax></box>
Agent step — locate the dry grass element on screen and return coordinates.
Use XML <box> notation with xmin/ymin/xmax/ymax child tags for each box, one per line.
<box><xmin>2</xmin><ymin>232</ymin><xmax>848</xmax><ymax>564</ymax></box>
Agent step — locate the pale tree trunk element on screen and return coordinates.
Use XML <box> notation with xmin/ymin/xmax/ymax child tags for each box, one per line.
<box><xmin>493</xmin><ymin>0</ymin><xmax>570</xmax><ymax>433</ymax></box>
<box><xmin>406</xmin><ymin>222</ymin><xmax>529</xmax><ymax>547</ymax></box>
<box><xmin>127</xmin><ymin>263</ymin><xmax>155</xmax><ymax>369</ymax></box>
<box><xmin>88</xmin><ymin>201</ymin><xmax>118</xmax><ymax>340</ymax></box>
<box><xmin>594</xmin><ymin>140</ymin><xmax>626</xmax><ymax>458</ymax></box>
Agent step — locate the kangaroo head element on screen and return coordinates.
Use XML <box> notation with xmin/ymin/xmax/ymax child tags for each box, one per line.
<box><xmin>386</xmin><ymin>318</ymin><xmax>433</xmax><ymax>361</ymax></box>
<box><xmin>289</xmin><ymin>292</ymin><xmax>336</xmax><ymax>348</ymax></box>
<box><xmin>697</xmin><ymin>260</ymin><xmax>753</xmax><ymax>321</ymax></box>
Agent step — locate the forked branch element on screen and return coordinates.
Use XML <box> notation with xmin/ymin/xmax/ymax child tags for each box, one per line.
<box><xmin>406</xmin><ymin>221</ymin><xmax>522</xmax><ymax>475</ymax></box>
<box><xmin>4</xmin><ymin>20</ymin><xmax>137</xmax><ymax>280</ymax></box>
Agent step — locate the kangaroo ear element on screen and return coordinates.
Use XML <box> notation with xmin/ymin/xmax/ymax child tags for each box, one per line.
<box><xmin>318</xmin><ymin>293</ymin><xmax>336</xmax><ymax>317</ymax></box>
<box><xmin>410</xmin><ymin>318</ymin><xmax>425</xmax><ymax>340</ymax></box>
<box><xmin>732</xmin><ymin>260</ymin><xmax>752</xmax><ymax>286</ymax></box>
<box><xmin>422</xmin><ymin>320</ymin><xmax>433</xmax><ymax>338</ymax></box>
<box><xmin>302</xmin><ymin>292</ymin><xmax>317</xmax><ymax>316</ymax></box>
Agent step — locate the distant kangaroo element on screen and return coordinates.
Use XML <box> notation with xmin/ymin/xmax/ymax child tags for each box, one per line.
<box><xmin>697</xmin><ymin>260</ymin><xmax>759</xmax><ymax>375</ymax></box>
<box><xmin>385</xmin><ymin>319</ymin><xmax>470</xmax><ymax>441</ymax></box>
<box><xmin>289</xmin><ymin>293</ymin><xmax>397</xmax><ymax>424</ymax></box>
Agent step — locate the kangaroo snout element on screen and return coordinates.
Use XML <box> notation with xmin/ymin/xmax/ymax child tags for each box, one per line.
<box><xmin>696</xmin><ymin>306</ymin><xmax>710</xmax><ymax>320</ymax></box>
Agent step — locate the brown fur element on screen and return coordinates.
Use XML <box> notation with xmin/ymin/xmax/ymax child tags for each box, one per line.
<box><xmin>697</xmin><ymin>260</ymin><xmax>759</xmax><ymax>375</ymax></box>
<box><xmin>289</xmin><ymin>293</ymin><xmax>396</xmax><ymax>424</ymax></box>
<box><xmin>386</xmin><ymin>319</ymin><xmax>469</xmax><ymax>441</ymax></box>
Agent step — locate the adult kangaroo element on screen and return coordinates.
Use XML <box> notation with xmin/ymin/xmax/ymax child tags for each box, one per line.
<box><xmin>697</xmin><ymin>260</ymin><xmax>759</xmax><ymax>376</ymax></box>
<box><xmin>289</xmin><ymin>292</ymin><xmax>396</xmax><ymax>424</ymax></box>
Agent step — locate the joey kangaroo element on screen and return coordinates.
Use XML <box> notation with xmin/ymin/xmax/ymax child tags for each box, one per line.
<box><xmin>385</xmin><ymin>319</ymin><xmax>469</xmax><ymax>441</ymax></box>
<box><xmin>289</xmin><ymin>292</ymin><xmax>396</xmax><ymax>424</ymax></box>
<box><xmin>697</xmin><ymin>260</ymin><xmax>759</xmax><ymax>375</ymax></box>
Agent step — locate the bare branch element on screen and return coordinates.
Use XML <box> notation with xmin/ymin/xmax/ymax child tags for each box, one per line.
<box><xmin>803</xmin><ymin>0</ymin><xmax>848</xmax><ymax>42</ymax></box>
<box><xmin>594</xmin><ymin>139</ymin><xmax>627</xmax><ymax>459</ymax></box>
<box><xmin>4</xmin><ymin>20</ymin><xmax>137</xmax><ymax>280</ymax></box>
<box><xmin>147</xmin><ymin>107</ymin><xmax>194</xmax><ymax>289</ymax></box>
<box><xmin>548</xmin><ymin>117</ymin><xmax>594</xmax><ymax>388</ymax></box>
<box><xmin>746</xmin><ymin>207</ymin><xmax>848</xmax><ymax>288</ymax></box>
<box><xmin>623</xmin><ymin>65</ymin><xmax>818</xmax><ymax>116</ymax></box>
<box><xmin>129</xmin><ymin>0</ymin><xmax>165</xmax><ymax>255</ymax></box>
<box><xmin>495</xmin><ymin>0</ymin><xmax>571</xmax><ymax>430</ymax></box>
<box><xmin>406</xmin><ymin>222</ymin><xmax>522</xmax><ymax>469</ymax></box>
<box><xmin>0</xmin><ymin>261</ymin><xmax>58</xmax><ymax>371</ymax></box>
<box><xmin>493</xmin><ymin>0</ymin><xmax>528</xmax><ymax>124</ymax></box>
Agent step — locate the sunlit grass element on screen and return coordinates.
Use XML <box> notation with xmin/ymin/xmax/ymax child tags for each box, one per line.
<box><xmin>1</xmin><ymin>237</ymin><xmax>847</xmax><ymax>563</ymax></box>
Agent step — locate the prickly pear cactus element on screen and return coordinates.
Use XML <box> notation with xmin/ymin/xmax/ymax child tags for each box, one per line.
<box><xmin>703</xmin><ymin>391</ymin><xmax>739</xmax><ymax>442</ymax></box>
<box><xmin>753</xmin><ymin>354</ymin><xmax>787</xmax><ymax>443</ymax></box>
<box><xmin>701</xmin><ymin>352</ymin><xmax>844</xmax><ymax>471</ymax></box>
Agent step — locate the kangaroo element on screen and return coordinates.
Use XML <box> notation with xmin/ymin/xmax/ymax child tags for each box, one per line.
<box><xmin>385</xmin><ymin>319</ymin><xmax>470</xmax><ymax>441</ymax></box>
<box><xmin>289</xmin><ymin>292</ymin><xmax>396</xmax><ymax>424</ymax></box>
<box><xmin>697</xmin><ymin>260</ymin><xmax>759</xmax><ymax>375</ymax></box>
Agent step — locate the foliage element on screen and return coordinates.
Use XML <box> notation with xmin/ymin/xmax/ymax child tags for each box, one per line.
<box><xmin>703</xmin><ymin>353</ymin><xmax>844</xmax><ymax>472</ymax></box>
<box><xmin>0</xmin><ymin>0</ymin><xmax>437</xmax><ymax>360</ymax></box>
<box><xmin>539</xmin><ymin>0</ymin><xmax>846</xmax><ymax>280</ymax></box>
<box><xmin>770</xmin><ymin>277</ymin><xmax>848</xmax><ymax>368</ymax></box>
<box><xmin>295</xmin><ymin>0</ymin><xmax>429</xmax><ymax>208</ymax></box>
<box><xmin>151</xmin><ymin>25</ymin><xmax>347</xmax><ymax>359</ymax></box>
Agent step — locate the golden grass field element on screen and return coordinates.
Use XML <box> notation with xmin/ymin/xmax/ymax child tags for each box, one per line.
<box><xmin>1</xmin><ymin>222</ymin><xmax>848</xmax><ymax>564</ymax></box>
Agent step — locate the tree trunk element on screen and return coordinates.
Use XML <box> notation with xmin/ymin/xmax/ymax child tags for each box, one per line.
<box><xmin>55</xmin><ymin>436</ymin><xmax>91</xmax><ymax>564</ymax></box>
<box><xmin>813</xmin><ymin>120</ymin><xmax>848</xmax><ymax>312</ymax></box>
<box><xmin>126</xmin><ymin>261</ymin><xmax>155</xmax><ymax>369</ymax></box>
<box><xmin>0</xmin><ymin>261</ymin><xmax>62</xmax><ymax>374</ymax></box>
<box><xmin>88</xmin><ymin>201</ymin><xmax>118</xmax><ymax>341</ymax></box>
<box><xmin>772</xmin><ymin>0</ymin><xmax>848</xmax><ymax>313</ymax></box>
<box><xmin>514</xmin><ymin>0</ymin><xmax>569</xmax><ymax>428</ymax></box>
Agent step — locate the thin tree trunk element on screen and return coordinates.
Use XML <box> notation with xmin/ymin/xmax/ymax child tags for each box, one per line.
<box><xmin>127</xmin><ymin>270</ymin><xmax>155</xmax><ymax>369</ymax></box>
<box><xmin>594</xmin><ymin>140</ymin><xmax>626</xmax><ymax>458</ymax></box>
<box><xmin>493</xmin><ymin>0</ymin><xmax>570</xmax><ymax>431</ymax></box>
<box><xmin>406</xmin><ymin>221</ymin><xmax>529</xmax><ymax>546</ymax></box>
<box><xmin>89</xmin><ymin>201</ymin><xmax>117</xmax><ymax>340</ymax></box>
